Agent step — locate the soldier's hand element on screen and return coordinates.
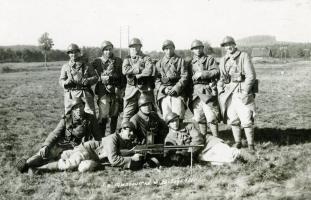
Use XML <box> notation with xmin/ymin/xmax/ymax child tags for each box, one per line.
<box><xmin>64</xmin><ymin>77</ymin><xmax>74</xmax><ymax>87</ymax></box>
<box><xmin>39</xmin><ymin>146</ymin><xmax>49</xmax><ymax>158</ymax></box>
<box><xmin>82</xmin><ymin>78</ymin><xmax>89</xmax><ymax>86</ymax></box>
<box><xmin>101</xmin><ymin>75</ymin><xmax>109</xmax><ymax>83</ymax></box>
<box><xmin>168</xmin><ymin>89</ymin><xmax>177</xmax><ymax>96</ymax></box>
<box><xmin>131</xmin><ymin>153</ymin><xmax>143</xmax><ymax>162</ymax></box>
<box><xmin>192</xmin><ymin>72</ymin><xmax>202</xmax><ymax>80</ymax></box>
<box><xmin>164</xmin><ymin>87</ymin><xmax>170</xmax><ymax>94</ymax></box>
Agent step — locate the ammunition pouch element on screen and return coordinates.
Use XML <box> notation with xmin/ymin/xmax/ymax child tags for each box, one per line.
<box><xmin>252</xmin><ymin>79</ymin><xmax>259</xmax><ymax>93</ymax></box>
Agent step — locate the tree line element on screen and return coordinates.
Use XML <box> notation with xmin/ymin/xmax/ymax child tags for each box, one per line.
<box><xmin>0</xmin><ymin>43</ymin><xmax>310</xmax><ymax>63</ymax></box>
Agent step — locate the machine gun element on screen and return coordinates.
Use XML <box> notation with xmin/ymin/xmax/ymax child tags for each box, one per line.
<box><xmin>121</xmin><ymin>144</ymin><xmax>204</xmax><ymax>169</ymax></box>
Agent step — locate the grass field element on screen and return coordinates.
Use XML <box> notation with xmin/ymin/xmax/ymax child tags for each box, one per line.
<box><xmin>0</xmin><ymin>60</ymin><xmax>311</xmax><ymax>200</ymax></box>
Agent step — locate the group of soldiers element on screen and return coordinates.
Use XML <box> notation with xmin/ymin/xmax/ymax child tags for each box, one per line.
<box><xmin>16</xmin><ymin>36</ymin><xmax>258</xmax><ymax>173</ymax></box>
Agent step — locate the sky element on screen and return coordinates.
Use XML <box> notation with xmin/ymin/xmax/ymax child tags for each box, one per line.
<box><xmin>0</xmin><ymin>0</ymin><xmax>311</xmax><ymax>51</ymax></box>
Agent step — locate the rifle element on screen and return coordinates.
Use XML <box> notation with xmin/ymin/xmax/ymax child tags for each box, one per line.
<box><xmin>121</xmin><ymin>144</ymin><xmax>204</xmax><ymax>169</ymax></box>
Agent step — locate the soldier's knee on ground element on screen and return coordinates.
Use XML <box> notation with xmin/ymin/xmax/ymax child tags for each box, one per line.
<box><xmin>78</xmin><ymin>160</ymin><xmax>101</xmax><ymax>172</ymax></box>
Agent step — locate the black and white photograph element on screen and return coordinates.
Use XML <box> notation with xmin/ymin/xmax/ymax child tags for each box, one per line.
<box><xmin>1</xmin><ymin>0</ymin><xmax>311</xmax><ymax>199</ymax></box>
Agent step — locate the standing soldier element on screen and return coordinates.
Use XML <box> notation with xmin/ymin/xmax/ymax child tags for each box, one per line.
<box><xmin>59</xmin><ymin>43</ymin><xmax>98</xmax><ymax>115</ymax></box>
<box><xmin>188</xmin><ymin>40</ymin><xmax>220</xmax><ymax>137</ymax></box>
<box><xmin>92</xmin><ymin>41</ymin><xmax>124</xmax><ymax>136</ymax></box>
<box><xmin>122</xmin><ymin>38</ymin><xmax>155</xmax><ymax>123</ymax></box>
<box><xmin>155</xmin><ymin>40</ymin><xmax>188</xmax><ymax>120</ymax></box>
<box><xmin>218</xmin><ymin>36</ymin><xmax>257</xmax><ymax>151</ymax></box>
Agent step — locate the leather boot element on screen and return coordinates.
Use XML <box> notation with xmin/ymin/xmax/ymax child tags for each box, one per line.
<box><xmin>26</xmin><ymin>154</ymin><xmax>45</xmax><ymax>168</ymax></box>
<box><xmin>244</xmin><ymin>127</ymin><xmax>255</xmax><ymax>151</ymax></box>
<box><xmin>232</xmin><ymin>125</ymin><xmax>242</xmax><ymax>149</ymax></box>
<box><xmin>109</xmin><ymin>116</ymin><xmax>118</xmax><ymax>135</ymax></box>
<box><xmin>98</xmin><ymin>118</ymin><xmax>107</xmax><ymax>137</ymax></box>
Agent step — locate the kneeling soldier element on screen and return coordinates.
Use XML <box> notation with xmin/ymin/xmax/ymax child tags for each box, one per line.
<box><xmin>155</xmin><ymin>40</ymin><xmax>188</xmax><ymax>120</ymax></box>
<box><xmin>16</xmin><ymin>98</ymin><xmax>102</xmax><ymax>173</ymax></box>
<box><xmin>27</xmin><ymin>122</ymin><xmax>143</xmax><ymax>172</ymax></box>
<box><xmin>130</xmin><ymin>95</ymin><xmax>169</xmax><ymax>145</ymax></box>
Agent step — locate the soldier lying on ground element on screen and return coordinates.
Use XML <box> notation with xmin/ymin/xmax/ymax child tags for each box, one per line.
<box><xmin>16</xmin><ymin>97</ymin><xmax>102</xmax><ymax>173</ymax></box>
<box><xmin>19</xmin><ymin>122</ymin><xmax>143</xmax><ymax>173</ymax></box>
<box><xmin>164</xmin><ymin>112</ymin><xmax>256</xmax><ymax>166</ymax></box>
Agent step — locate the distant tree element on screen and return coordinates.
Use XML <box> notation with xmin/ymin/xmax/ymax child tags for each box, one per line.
<box><xmin>38</xmin><ymin>32</ymin><xmax>54</xmax><ymax>69</ymax></box>
<box><xmin>297</xmin><ymin>48</ymin><xmax>305</xmax><ymax>58</ymax></box>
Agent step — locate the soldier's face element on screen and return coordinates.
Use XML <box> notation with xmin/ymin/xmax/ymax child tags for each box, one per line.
<box><xmin>120</xmin><ymin>127</ymin><xmax>134</xmax><ymax>140</ymax></box>
<box><xmin>169</xmin><ymin>118</ymin><xmax>180</xmax><ymax>130</ymax></box>
<box><xmin>224</xmin><ymin>43</ymin><xmax>237</xmax><ymax>54</ymax></box>
<box><xmin>102</xmin><ymin>46</ymin><xmax>113</xmax><ymax>57</ymax></box>
<box><xmin>129</xmin><ymin>45</ymin><xmax>142</xmax><ymax>56</ymax></box>
<box><xmin>164</xmin><ymin>46</ymin><xmax>175</xmax><ymax>57</ymax></box>
<box><xmin>68</xmin><ymin>50</ymin><xmax>81</xmax><ymax>62</ymax></box>
<box><xmin>192</xmin><ymin>47</ymin><xmax>204</xmax><ymax>57</ymax></box>
<box><xmin>72</xmin><ymin>104</ymin><xmax>85</xmax><ymax>120</ymax></box>
<box><xmin>140</xmin><ymin>103</ymin><xmax>153</xmax><ymax>115</ymax></box>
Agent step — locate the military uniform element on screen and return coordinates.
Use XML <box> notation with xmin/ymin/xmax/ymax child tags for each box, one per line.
<box><xmin>189</xmin><ymin>53</ymin><xmax>220</xmax><ymax>135</ymax></box>
<box><xmin>165</xmin><ymin>123</ymin><xmax>204</xmax><ymax>156</ymax></box>
<box><xmin>164</xmin><ymin>113</ymin><xmax>242</xmax><ymax>165</ymax></box>
<box><xmin>155</xmin><ymin>53</ymin><xmax>188</xmax><ymax>119</ymax></box>
<box><xmin>20</xmin><ymin>112</ymin><xmax>102</xmax><ymax>170</ymax></box>
<box><xmin>57</xmin><ymin>133</ymin><xmax>134</xmax><ymax>171</ymax></box>
<box><xmin>59</xmin><ymin>60</ymin><xmax>98</xmax><ymax>115</ymax></box>
<box><xmin>218</xmin><ymin>49</ymin><xmax>256</xmax><ymax>148</ymax></box>
<box><xmin>122</xmin><ymin>53</ymin><xmax>155</xmax><ymax>123</ymax></box>
<box><xmin>130</xmin><ymin>111</ymin><xmax>168</xmax><ymax>145</ymax></box>
<box><xmin>92</xmin><ymin>54</ymin><xmax>125</xmax><ymax>135</ymax></box>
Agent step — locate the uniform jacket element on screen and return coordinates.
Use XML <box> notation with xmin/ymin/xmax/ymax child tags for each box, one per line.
<box><xmin>92</xmin><ymin>54</ymin><xmax>125</xmax><ymax>97</ymax></box>
<box><xmin>42</xmin><ymin>113</ymin><xmax>102</xmax><ymax>149</ymax></box>
<box><xmin>164</xmin><ymin>123</ymin><xmax>204</xmax><ymax>155</ymax></box>
<box><xmin>188</xmin><ymin>54</ymin><xmax>220</xmax><ymax>108</ymax></box>
<box><xmin>79</xmin><ymin>133</ymin><xmax>132</xmax><ymax>169</ymax></box>
<box><xmin>130</xmin><ymin>111</ymin><xmax>168</xmax><ymax>144</ymax></box>
<box><xmin>59</xmin><ymin>60</ymin><xmax>98</xmax><ymax>94</ymax></box>
<box><xmin>122</xmin><ymin>53</ymin><xmax>155</xmax><ymax>100</ymax></box>
<box><xmin>155</xmin><ymin>54</ymin><xmax>188</xmax><ymax>109</ymax></box>
<box><xmin>217</xmin><ymin>50</ymin><xmax>256</xmax><ymax>121</ymax></box>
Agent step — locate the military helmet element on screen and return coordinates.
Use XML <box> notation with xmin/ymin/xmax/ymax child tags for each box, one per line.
<box><xmin>138</xmin><ymin>95</ymin><xmax>154</xmax><ymax>108</ymax></box>
<box><xmin>220</xmin><ymin>36</ymin><xmax>236</xmax><ymax>47</ymax></box>
<box><xmin>129</xmin><ymin>38</ymin><xmax>142</xmax><ymax>47</ymax></box>
<box><xmin>121</xmin><ymin>121</ymin><xmax>135</xmax><ymax>130</ymax></box>
<box><xmin>165</xmin><ymin>112</ymin><xmax>179</xmax><ymax>124</ymax></box>
<box><xmin>190</xmin><ymin>40</ymin><xmax>204</xmax><ymax>50</ymax></box>
<box><xmin>67</xmin><ymin>97</ymin><xmax>84</xmax><ymax>113</ymax></box>
<box><xmin>67</xmin><ymin>43</ymin><xmax>80</xmax><ymax>54</ymax></box>
<box><xmin>162</xmin><ymin>40</ymin><xmax>175</xmax><ymax>50</ymax></box>
<box><xmin>101</xmin><ymin>41</ymin><xmax>113</xmax><ymax>50</ymax></box>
